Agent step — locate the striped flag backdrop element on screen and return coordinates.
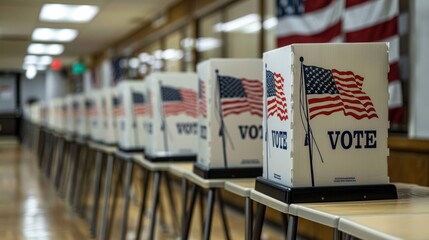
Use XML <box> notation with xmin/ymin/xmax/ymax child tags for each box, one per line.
<box><xmin>217</xmin><ymin>74</ymin><xmax>263</xmax><ymax>117</ymax></box>
<box><xmin>132</xmin><ymin>92</ymin><xmax>147</xmax><ymax>116</ymax></box>
<box><xmin>276</xmin><ymin>0</ymin><xmax>402</xmax><ymax>124</ymax></box>
<box><xmin>266</xmin><ymin>69</ymin><xmax>288</xmax><ymax>121</ymax></box>
<box><xmin>198</xmin><ymin>79</ymin><xmax>207</xmax><ymax>118</ymax></box>
<box><xmin>161</xmin><ymin>86</ymin><xmax>198</xmax><ymax>118</ymax></box>
<box><xmin>303</xmin><ymin>64</ymin><xmax>378</xmax><ymax>120</ymax></box>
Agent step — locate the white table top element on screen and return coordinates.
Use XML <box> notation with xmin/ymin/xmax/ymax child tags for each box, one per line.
<box><xmin>250</xmin><ymin>189</ymin><xmax>289</xmax><ymax>214</ymax></box>
<box><xmin>88</xmin><ymin>141</ymin><xmax>117</xmax><ymax>154</ymax></box>
<box><xmin>169</xmin><ymin>163</ymin><xmax>194</xmax><ymax>178</ymax></box>
<box><xmin>186</xmin><ymin>170</ymin><xmax>227</xmax><ymax>189</ymax></box>
<box><xmin>292</xmin><ymin>183</ymin><xmax>429</xmax><ymax>228</ymax></box>
<box><xmin>224</xmin><ymin>179</ymin><xmax>255</xmax><ymax>198</ymax></box>
<box><xmin>132</xmin><ymin>155</ymin><xmax>172</xmax><ymax>171</ymax></box>
<box><xmin>115</xmin><ymin>150</ymin><xmax>139</xmax><ymax>161</ymax></box>
<box><xmin>339</xmin><ymin>213</ymin><xmax>429</xmax><ymax>240</ymax></box>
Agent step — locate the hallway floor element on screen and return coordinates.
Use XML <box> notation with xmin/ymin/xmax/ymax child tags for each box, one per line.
<box><xmin>0</xmin><ymin>139</ymin><xmax>286</xmax><ymax>240</ymax></box>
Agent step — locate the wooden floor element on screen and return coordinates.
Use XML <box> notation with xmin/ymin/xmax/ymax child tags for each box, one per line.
<box><xmin>0</xmin><ymin>139</ymin><xmax>286</xmax><ymax>240</ymax></box>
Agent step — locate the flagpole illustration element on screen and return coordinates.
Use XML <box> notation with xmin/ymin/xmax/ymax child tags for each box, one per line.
<box><xmin>264</xmin><ymin>64</ymin><xmax>269</xmax><ymax>178</ymax></box>
<box><xmin>215</xmin><ymin>69</ymin><xmax>228</xmax><ymax>168</ymax></box>
<box><xmin>130</xmin><ymin>87</ymin><xmax>140</xmax><ymax>148</ymax></box>
<box><xmin>158</xmin><ymin>80</ymin><xmax>169</xmax><ymax>153</ymax></box>
<box><xmin>300</xmin><ymin>57</ymin><xmax>315</xmax><ymax>187</ymax></box>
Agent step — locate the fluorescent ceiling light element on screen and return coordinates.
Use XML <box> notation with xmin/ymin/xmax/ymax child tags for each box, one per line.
<box><xmin>162</xmin><ymin>49</ymin><xmax>183</xmax><ymax>60</ymax></box>
<box><xmin>23</xmin><ymin>64</ymin><xmax>47</xmax><ymax>71</ymax></box>
<box><xmin>215</xmin><ymin>14</ymin><xmax>259</xmax><ymax>32</ymax></box>
<box><xmin>25</xmin><ymin>65</ymin><xmax>37</xmax><ymax>79</ymax></box>
<box><xmin>28</xmin><ymin>43</ymin><xmax>64</xmax><ymax>55</ymax></box>
<box><xmin>196</xmin><ymin>38</ymin><xmax>222</xmax><ymax>52</ymax></box>
<box><xmin>24</xmin><ymin>55</ymin><xmax>52</xmax><ymax>65</ymax></box>
<box><xmin>32</xmin><ymin>28</ymin><xmax>78</xmax><ymax>42</ymax></box>
<box><xmin>40</xmin><ymin>4</ymin><xmax>99</xmax><ymax>23</ymax></box>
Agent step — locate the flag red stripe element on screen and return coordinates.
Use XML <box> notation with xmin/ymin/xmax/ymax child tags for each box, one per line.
<box><xmin>277</xmin><ymin>20</ymin><xmax>342</xmax><ymax>47</ymax></box>
<box><xmin>345</xmin><ymin>0</ymin><xmax>371</xmax><ymax>8</ymax></box>
<box><xmin>388</xmin><ymin>61</ymin><xmax>400</xmax><ymax>82</ymax></box>
<box><xmin>345</xmin><ymin>16</ymin><xmax>397</xmax><ymax>42</ymax></box>
<box><xmin>305</xmin><ymin>0</ymin><xmax>333</xmax><ymax>13</ymax></box>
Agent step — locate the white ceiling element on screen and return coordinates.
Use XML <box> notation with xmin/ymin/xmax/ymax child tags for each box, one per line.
<box><xmin>0</xmin><ymin>0</ymin><xmax>178</xmax><ymax>71</ymax></box>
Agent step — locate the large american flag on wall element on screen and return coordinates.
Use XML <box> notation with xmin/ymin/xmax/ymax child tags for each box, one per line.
<box><xmin>266</xmin><ymin>69</ymin><xmax>288</xmax><ymax>121</ymax></box>
<box><xmin>218</xmin><ymin>74</ymin><xmax>263</xmax><ymax>117</ymax></box>
<box><xmin>303</xmin><ymin>64</ymin><xmax>378</xmax><ymax>120</ymax></box>
<box><xmin>161</xmin><ymin>86</ymin><xmax>197</xmax><ymax>118</ymax></box>
<box><xmin>276</xmin><ymin>0</ymin><xmax>402</xmax><ymax>124</ymax></box>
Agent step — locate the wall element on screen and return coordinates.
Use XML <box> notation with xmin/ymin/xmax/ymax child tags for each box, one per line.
<box><xmin>409</xmin><ymin>0</ymin><xmax>429</xmax><ymax>139</ymax></box>
<box><xmin>45</xmin><ymin>70</ymin><xmax>68</xmax><ymax>100</ymax></box>
<box><xmin>20</xmin><ymin>72</ymin><xmax>46</xmax><ymax>105</ymax></box>
<box><xmin>0</xmin><ymin>74</ymin><xmax>16</xmax><ymax>113</ymax></box>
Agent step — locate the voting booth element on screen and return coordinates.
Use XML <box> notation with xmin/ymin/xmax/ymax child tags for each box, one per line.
<box><xmin>100</xmin><ymin>88</ymin><xmax>118</xmax><ymax>145</ymax></box>
<box><xmin>58</xmin><ymin>98</ymin><xmax>67</xmax><ymax>133</ymax></box>
<box><xmin>87</xmin><ymin>90</ymin><xmax>104</xmax><ymax>143</ymax></box>
<box><xmin>116</xmin><ymin>81</ymin><xmax>146</xmax><ymax>152</ymax></box>
<box><xmin>256</xmin><ymin>43</ymin><xmax>397</xmax><ymax>203</ymax></box>
<box><xmin>75</xmin><ymin>94</ymin><xmax>89</xmax><ymax>138</ymax></box>
<box><xmin>144</xmin><ymin>72</ymin><xmax>198</xmax><ymax>162</ymax></box>
<box><xmin>194</xmin><ymin>59</ymin><xmax>264</xmax><ymax>178</ymax></box>
<box><xmin>65</xmin><ymin>95</ymin><xmax>76</xmax><ymax>135</ymax></box>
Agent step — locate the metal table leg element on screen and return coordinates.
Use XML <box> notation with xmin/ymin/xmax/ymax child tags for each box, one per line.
<box><xmin>106</xmin><ymin>158</ymin><xmax>124</xmax><ymax>240</ymax></box>
<box><xmin>165</xmin><ymin>174</ymin><xmax>179</xmax><ymax>236</ymax></box>
<box><xmin>245</xmin><ymin>197</ymin><xmax>253</xmax><ymax>240</ymax></box>
<box><xmin>148</xmin><ymin>171</ymin><xmax>162</xmax><ymax>240</ymax></box>
<box><xmin>217</xmin><ymin>191</ymin><xmax>231</xmax><ymax>240</ymax></box>
<box><xmin>119</xmin><ymin>160</ymin><xmax>134</xmax><ymax>240</ymax></box>
<box><xmin>286</xmin><ymin>215</ymin><xmax>298</xmax><ymax>240</ymax></box>
<box><xmin>252</xmin><ymin>203</ymin><xmax>266</xmax><ymax>240</ymax></box>
<box><xmin>135</xmin><ymin>168</ymin><xmax>150</xmax><ymax>240</ymax></box>
<box><xmin>182</xmin><ymin>184</ymin><xmax>199</xmax><ymax>240</ymax></box>
<box><xmin>99</xmin><ymin>153</ymin><xmax>114</xmax><ymax>240</ymax></box>
<box><xmin>180</xmin><ymin>178</ymin><xmax>188</xmax><ymax>237</ymax></box>
<box><xmin>54</xmin><ymin>138</ymin><xmax>65</xmax><ymax>190</ymax></box>
<box><xmin>90</xmin><ymin>150</ymin><xmax>103</xmax><ymax>238</ymax></box>
<box><xmin>203</xmin><ymin>189</ymin><xmax>216</xmax><ymax>240</ymax></box>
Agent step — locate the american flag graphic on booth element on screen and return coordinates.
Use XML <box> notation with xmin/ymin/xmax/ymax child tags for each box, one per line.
<box><xmin>218</xmin><ymin>74</ymin><xmax>263</xmax><ymax>117</ymax></box>
<box><xmin>102</xmin><ymin>99</ymin><xmax>108</xmax><ymax>117</ymax></box>
<box><xmin>132</xmin><ymin>92</ymin><xmax>146</xmax><ymax>116</ymax></box>
<box><xmin>147</xmin><ymin>90</ymin><xmax>153</xmax><ymax>117</ymax></box>
<box><xmin>61</xmin><ymin>104</ymin><xmax>67</xmax><ymax>117</ymax></box>
<box><xmin>86</xmin><ymin>100</ymin><xmax>97</xmax><ymax>116</ymax></box>
<box><xmin>198</xmin><ymin>79</ymin><xmax>207</xmax><ymax>118</ymax></box>
<box><xmin>161</xmin><ymin>86</ymin><xmax>197</xmax><ymax>118</ymax></box>
<box><xmin>266</xmin><ymin>69</ymin><xmax>288</xmax><ymax>121</ymax></box>
<box><xmin>72</xmin><ymin>101</ymin><xmax>80</xmax><ymax>117</ymax></box>
<box><xmin>303</xmin><ymin>64</ymin><xmax>378</xmax><ymax>120</ymax></box>
<box><xmin>113</xmin><ymin>96</ymin><xmax>124</xmax><ymax>117</ymax></box>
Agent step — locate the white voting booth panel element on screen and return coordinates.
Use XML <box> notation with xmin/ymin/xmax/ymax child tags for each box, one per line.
<box><xmin>100</xmin><ymin>88</ymin><xmax>118</xmax><ymax>145</ymax></box>
<box><xmin>75</xmin><ymin>94</ymin><xmax>89</xmax><ymax>138</ymax></box>
<box><xmin>145</xmin><ymin>72</ymin><xmax>198</xmax><ymax>161</ymax></box>
<box><xmin>88</xmin><ymin>90</ymin><xmax>104</xmax><ymax>142</ymax></box>
<box><xmin>58</xmin><ymin>98</ymin><xmax>67</xmax><ymax>133</ymax></box>
<box><xmin>262</xmin><ymin>43</ymin><xmax>390</xmax><ymax>188</ymax></box>
<box><xmin>195</xmin><ymin>59</ymin><xmax>264</xmax><ymax>178</ymax></box>
<box><xmin>65</xmin><ymin>95</ymin><xmax>76</xmax><ymax>135</ymax></box>
<box><xmin>116</xmin><ymin>81</ymin><xmax>146</xmax><ymax>151</ymax></box>
<box><xmin>40</xmin><ymin>102</ymin><xmax>48</xmax><ymax>127</ymax></box>
<box><xmin>30</xmin><ymin>103</ymin><xmax>41</xmax><ymax>125</ymax></box>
